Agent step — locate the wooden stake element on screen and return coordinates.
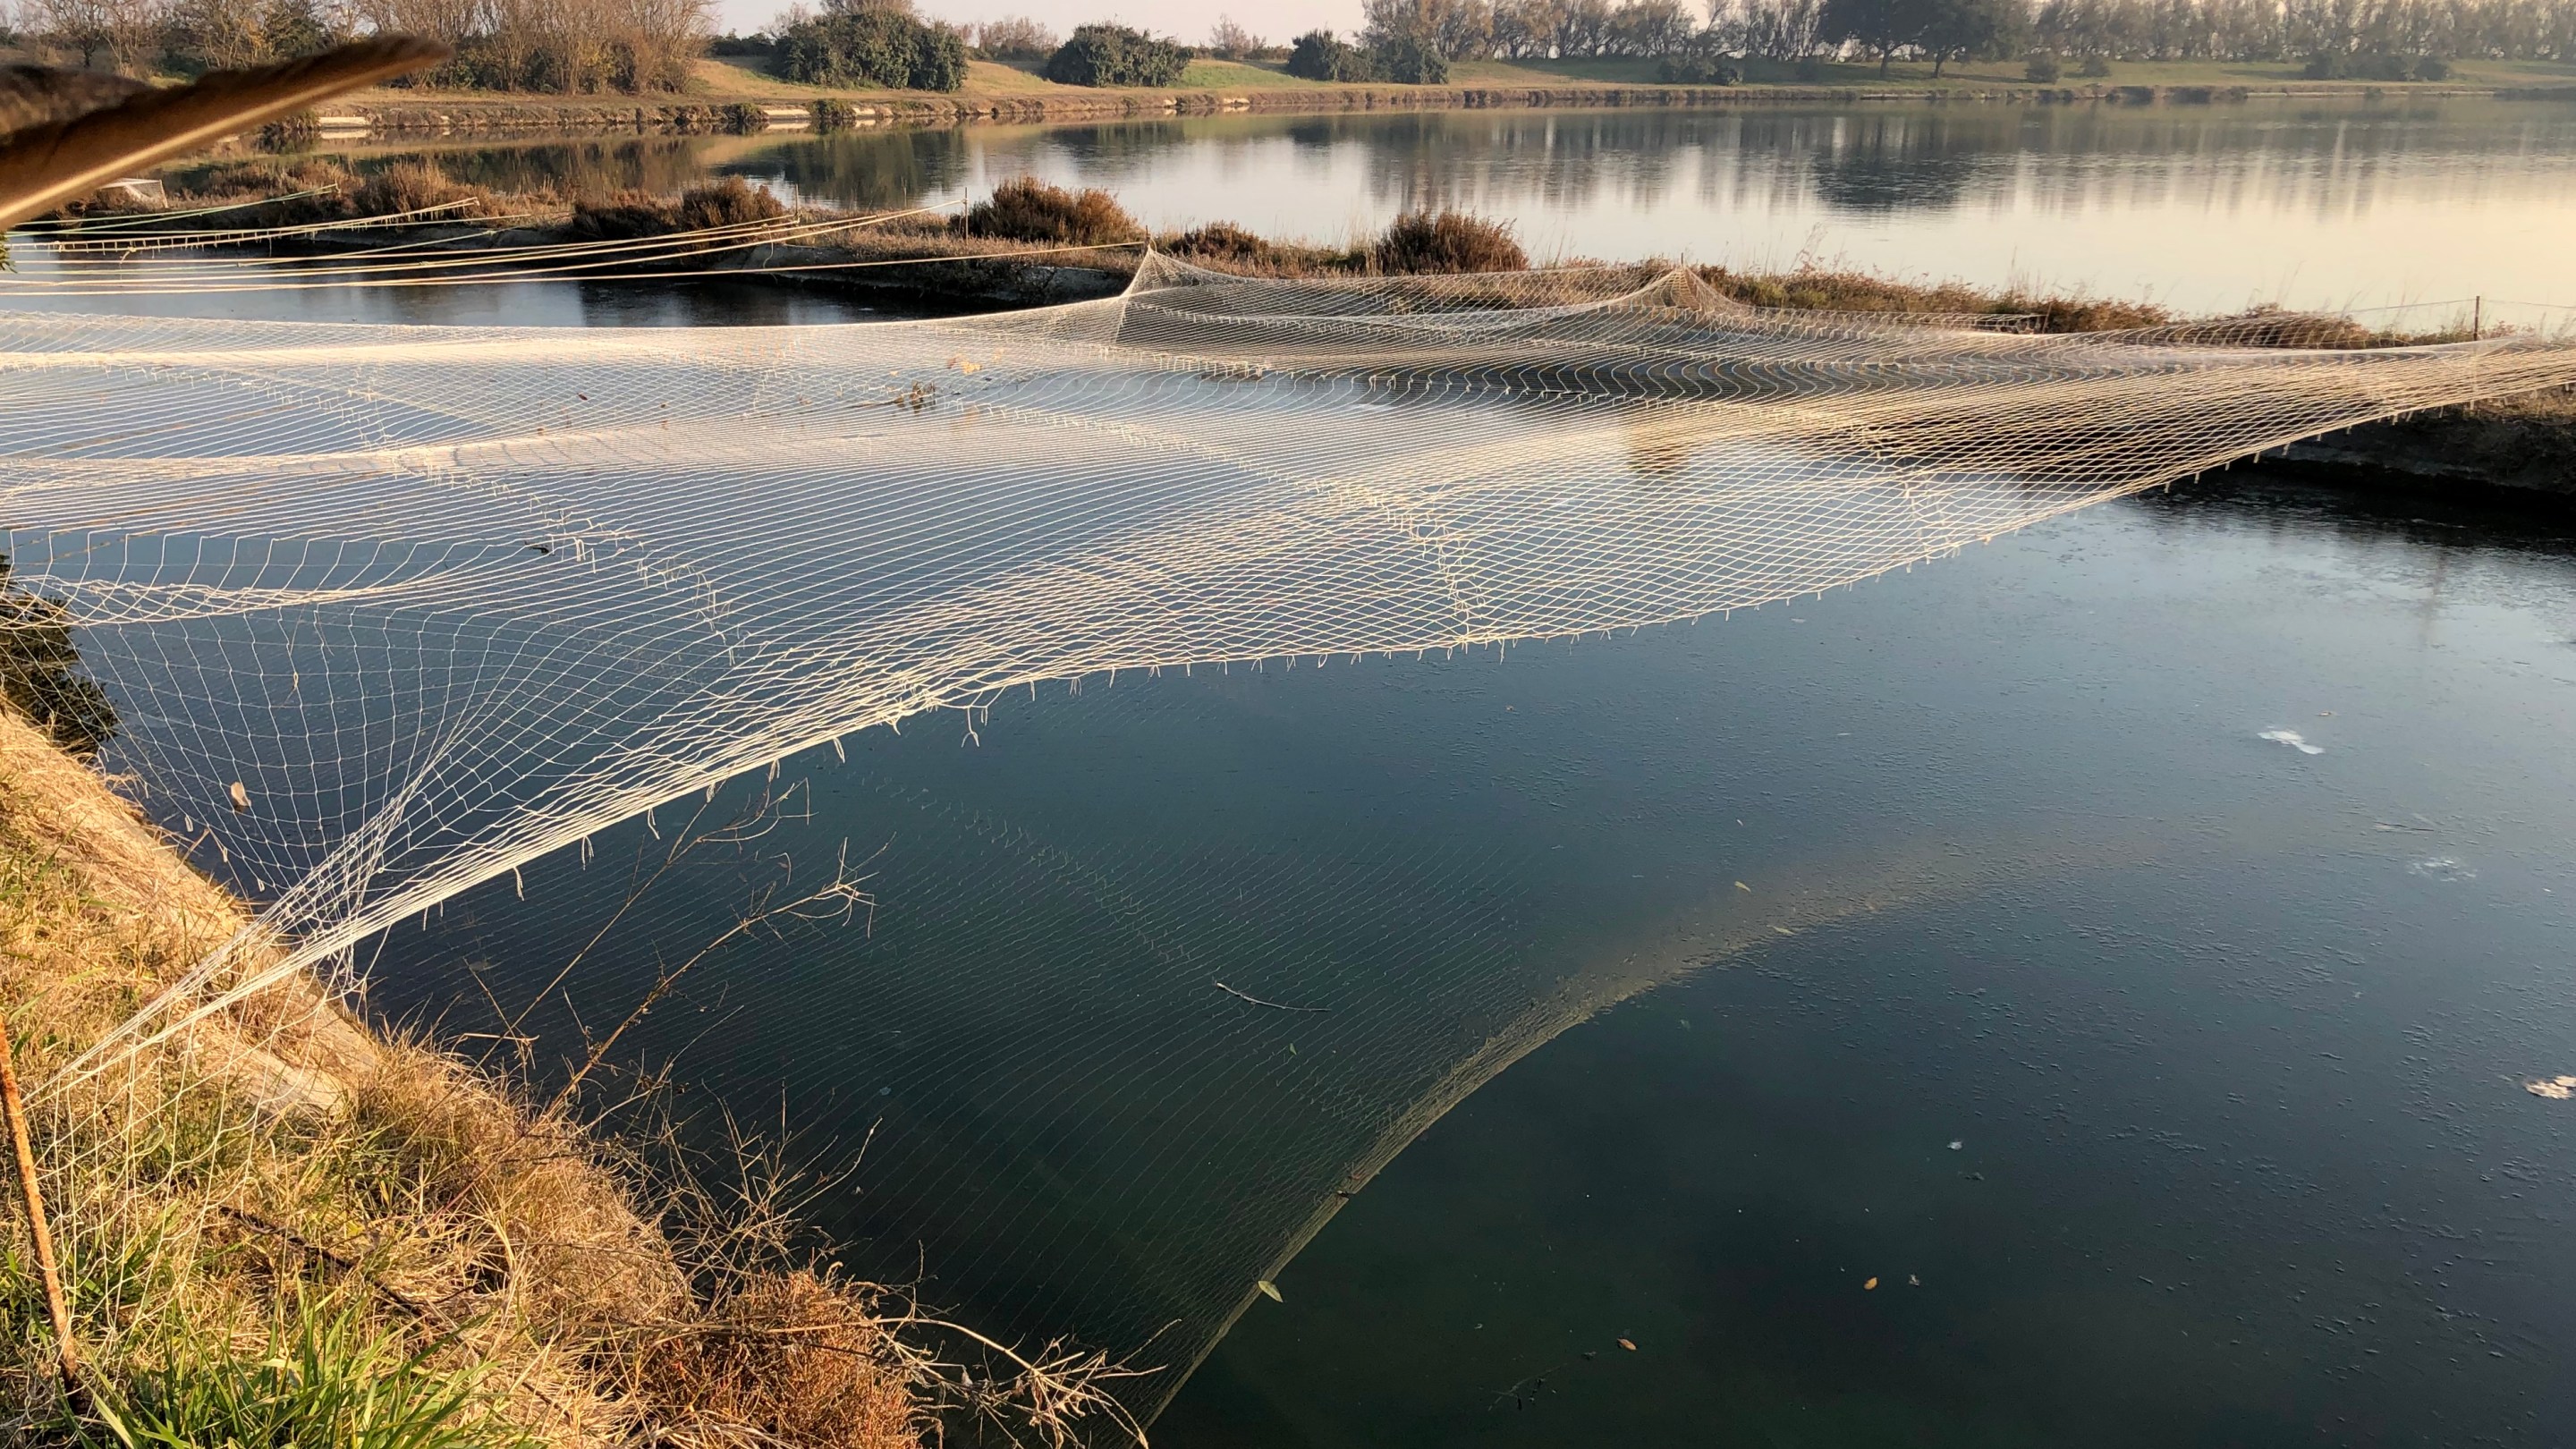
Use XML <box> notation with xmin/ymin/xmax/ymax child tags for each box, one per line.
<box><xmin>0</xmin><ymin>1015</ymin><xmax>79</xmax><ymax>1389</ymax></box>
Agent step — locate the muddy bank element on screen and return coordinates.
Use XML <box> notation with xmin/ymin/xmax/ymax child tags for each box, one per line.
<box><xmin>2262</xmin><ymin>394</ymin><xmax>2576</xmax><ymax>498</ymax></box>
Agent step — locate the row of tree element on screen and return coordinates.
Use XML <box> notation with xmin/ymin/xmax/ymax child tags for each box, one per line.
<box><xmin>1337</xmin><ymin>0</ymin><xmax>2576</xmax><ymax>64</ymax></box>
<box><xmin>11</xmin><ymin>0</ymin><xmax>711</xmax><ymax>89</ymax></box>
<box><xmin>14</xmin><ymin>0</ymin><xmax>2575</xmax><ymax>89</ymax></box>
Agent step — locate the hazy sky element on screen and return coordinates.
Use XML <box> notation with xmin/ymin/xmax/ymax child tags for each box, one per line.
<box><xmin>708</xmin><ymin>0</ymin><xmax>1369</xmax><ymax>42</ymax></box>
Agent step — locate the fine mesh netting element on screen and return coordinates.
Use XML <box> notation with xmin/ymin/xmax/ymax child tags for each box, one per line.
<box><xmin>6</xmin><ymin>255</ymin><xmax>2576</xmax><ymax>1419</ymax></box>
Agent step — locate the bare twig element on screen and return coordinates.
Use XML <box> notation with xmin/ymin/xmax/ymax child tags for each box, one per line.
<box><xmin>1212</xmin><ymin>979</ymin><xmax>1328</xmax><ymax>1013</ymax></box>
<box><xmin>0</xmin><ymin>1008</ymin><xmax>78</xmax><ymax>1392</ymax></box>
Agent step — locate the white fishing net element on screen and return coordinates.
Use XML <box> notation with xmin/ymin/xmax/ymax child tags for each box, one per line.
<box><xmin>4</xmin><ymin>254</ymin><xmax>2574</xmax><ymax>1419</ymax></box>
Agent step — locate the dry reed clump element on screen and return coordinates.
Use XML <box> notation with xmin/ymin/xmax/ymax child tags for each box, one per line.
<box><xmin>80</xmin><ymin>156</ymin><xmax>499</xmax><ymax>228</ymax></box>
<box><xmin>638</xmin><ymin>1269</ymin><xmax>923</xmax><ymax>1449</ymax></box>
<box><xmin>960</xmin><ymin>175</ymin><xmax>1145</xmax><ymax>248</ymax></box>
<box><xmin>570</xmin><ymin>176</ymin><xmax>785</xmax><ymax>242</ymax></box>
<box><xmin>1156</xmin><ymin>220</ymin><xmax>1361</xmax><ymax>277</ymax></box>
<box><xmin>1368</xmin><ymin>211</ymin><xmax>1529</xmax><ymax>275</ymax></box>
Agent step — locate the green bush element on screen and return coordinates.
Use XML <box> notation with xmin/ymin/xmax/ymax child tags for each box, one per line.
<box><xmin>1372</xmin><ymin>34</ymin><xmax>1449</xmax><ymax>83</ymax></box>
<box><xmin>1041</xmin><ymin>24</ymin><xmax>1188</xmax><ymax>87</ymax></box>
<box><xmin>1657</xmin><ymin>53</ymin><xmax>1743</xmax><ymax>84</ymax></box>
<box><xmin>1284</xmin><ymin>29</ymin><xmax>1376</xmax><ymax>81</ymax></box>
<box><xmin>2023</xmin><ymin>50</ymin><xmax>2062</xmax><ymax>81</ymax></box>
<box><xmin>2075</xmin><ymin>52</ymin><xmax>2111</xmax><ymax>76</ymax></box>
<box><xmin>777</xmin><ymin>8</ymin><xmax>970</xmax><ymax>90</ymax></box>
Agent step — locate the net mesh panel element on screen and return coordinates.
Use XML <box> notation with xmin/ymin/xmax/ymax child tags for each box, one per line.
<box><xmin>5</xmin><ymin>255</ymin><xmax>2575</xmax><ymax>1419</ymax></box>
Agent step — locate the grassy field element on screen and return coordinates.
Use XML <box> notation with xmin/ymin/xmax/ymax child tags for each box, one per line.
<box><xmin>562</xmin><ymin>49</ymin><xmax>2576</xmax><ymax>114</ymax></box>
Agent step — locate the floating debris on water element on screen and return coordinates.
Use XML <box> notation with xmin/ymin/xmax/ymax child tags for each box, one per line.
<box><xmin>2408</xmin><ymin>858</ymin><xmax>2475</xmax><ymax>882</ymax></box>
<box><xmin>2527</xmin><ymin>1075</ymin><xmax>2576</xmax><ymax>1100</ymax></box>
<box><xmin>2258</xmin><ymin>728</ymin><xmax>2325</xmax><ymax>755</ymax></box>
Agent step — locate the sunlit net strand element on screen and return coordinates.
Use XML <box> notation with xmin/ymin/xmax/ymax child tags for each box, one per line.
<box><xmin>25</xmin><ymin>198</ymin><xmax>494</xmax><ymax>256</ymax></box>
<box><xmin>6</xmin><ymin>256</ymin><xmax>2574</xmax><ymax>1089</ymax></box>
<box><xmin>0</xmin><ymin>205</ymin><xmax>964</xmax><ymax>292</ymax></box>
<box><xmin>7</xmin><ymin>185</ymin><xmax>351</xmax><ymax>234</ymax></box>
<box><xmin>12</xmin><ymin>202</ymin><xmax>913</xmax><ymax>271</ymax></box>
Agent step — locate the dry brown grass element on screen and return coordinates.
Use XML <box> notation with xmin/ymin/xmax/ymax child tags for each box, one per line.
<box><xmin>0</xmin><ymin>705</ymin><xmax>1141</xmax><ymax>1446</ymax></box>
<box><xmin>571</xmin><ymin>176</ymin><xmax>787</xmax><ymax>242</ymax></box>
<box><xmin>68</xmin><ymin>156</ymin><xmax>503</xmax><ymax>230</ymax></box>
<box><xmin>638</xmin><ymin>1269</ymin><xmax>923</xmax><ymax>1448</ymax></box>
<box><xmin>1691</xmin><ymin>263</ymin><xmax>2176</xmax><ymax>331</ymax></box>
<box><xmin>1368</xmin><ymin>210</ymin><xmax>1529</xmax><ymax>275</ymax></box>
<box><xmin>961</xmin><ymin>175</ymin><xmax>1145</xmax><ymax>247</ymax></box>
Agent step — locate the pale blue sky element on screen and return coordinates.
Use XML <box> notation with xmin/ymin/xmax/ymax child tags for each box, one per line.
<box><xmin>708</xmin><ymin>0</ymin><xmax>1370</xmax><ymax>42</ymax></box>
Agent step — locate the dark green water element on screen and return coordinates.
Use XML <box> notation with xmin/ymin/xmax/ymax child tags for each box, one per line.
<box><xmin>357</xmin><ymin>470</ymin><xmax>2576</xmax><ymax>1444</ymax></box>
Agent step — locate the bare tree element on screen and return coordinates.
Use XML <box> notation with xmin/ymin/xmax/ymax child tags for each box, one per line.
<box><xmin>970</xmin><ymin>13</ymin><xmax>1055</xmax><ymax>59</ymax></box>
<box><xmin>1206</xmin><ymin>13</ymin><xmax>1262</xmax><ymax>57</ymax></box>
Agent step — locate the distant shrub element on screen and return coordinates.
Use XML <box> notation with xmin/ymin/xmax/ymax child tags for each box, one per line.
<box><xmin>1372</xmin><ymin>33</ymin><xmax>1449</xmax><ymax>83</ymax></box>
<box><xmin>571</xmin><ymin>177</ymin><xmax>784</xmax><ymax>241</ymax></box>
<box><xmin>971</xmin><ymin>14</ymin><xmax>1058</xmax><ymax>61</ymax></box>
<box><xmin>962</xmin><ymin>175</ymin><xmax>1144</xmax><ymax>245</ymax></box>
<box><xmin>2023</xmin><ymin>50</ymin><xmax>2062</xmax><ymax>82</ymax></box>
<box><xmin>1657</xmin><ymin>53</ymin><xmax>1742</xmax><ymax>84</ymax></box>
<box><xmin>811</xmin><ymin>97</ymin><xmax>859</xmax><ymax>129</ymax></box>
<box><xmin>777</xmin><ymin>8</ymin><xmax>970</xmax><ymax>90</ymax></box>
<box><xmin>351</xmin><ymin>160</ymin><xmax>489</xmax><ymax>218</ymax></box>
<box><xmin>1042</xmin><ymin>23</ymin><xmax>1188</xmax><ymax>87</ymax></box>
<box><xmin>708</xmin><ymin>32</ymin><xmax>774</xmax><ymax>56</ymax></box>
<box><xmin>1206</xmin><ymin>15</ymin><xmax>1265</xmax><ymax>61</ymax></box>
<box><xmin>676</xmin><ymin>175</ymin><xmax>786</xmax><ymax>230</ymax></box>
<box><xmin>2075</xmin><ymin>52</ymin><xmax>2111</xmax><ymax>76</ymax></box>
<box><xmin>1286</xmin><ymin>29</ymin><xmax>1377</xmax><ymax>81</ymax></box>
<box><xmin>2311</xmin><ymin>49</ymin><xmax>2452</xmax><ymax>80</ymax></box>
<box><xmin>1164</xmin><ymin>220</ymin><xmax>1271</xmax><ymax>264</ymax></box>
<box><xmin>1370</xmin><ymin>211</ymin><xmax>1527</xmax><ymax>275</ymax></box>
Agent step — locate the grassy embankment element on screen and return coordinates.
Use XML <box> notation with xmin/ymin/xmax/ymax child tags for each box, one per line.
<box><xmin>273</xmin><ymin>50</ymin><xmax>2576</xmax><ymax>131</ymax></box>
<box><xmin>0</xmin><ymin>601</ymin><xmax>1144</xmax><ymax>1444</ymax></box>
<box><xmin>0</xmin><ymin>701</ymin><xmax>931</xmax><ymax>1444</ymax></box>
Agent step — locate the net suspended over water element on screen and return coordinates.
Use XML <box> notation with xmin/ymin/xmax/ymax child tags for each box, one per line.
<box><xmin>5</xmin><ymin>255</ymin><xmax>2576</xmax><ymax>1411</ymax></box>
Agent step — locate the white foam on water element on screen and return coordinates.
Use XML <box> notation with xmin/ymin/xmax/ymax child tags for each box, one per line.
<box><xmin>2258</xmin><ymin>729</ymin><xmax>2326</xmax><ymax>755</ymax></box>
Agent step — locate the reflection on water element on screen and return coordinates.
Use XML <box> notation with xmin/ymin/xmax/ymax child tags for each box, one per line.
<box><xmin>277</xmin><ymin>98</ymin><xmax>2576</xmax><ymax>310</ymax></box>
<box><xmin>0</xmin><ymin>244</ymin><xmax>906</xmax><ymax>326</ymax></box>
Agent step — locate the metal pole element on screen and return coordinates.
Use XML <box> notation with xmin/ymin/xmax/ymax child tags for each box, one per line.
<box><xmin>2473</xmin><ymin>295</ymin><xmax>2482</xmax><ymax>341</ymax></box>
<box><xmin>0</xmin><ymin>1016</ymin><xmax>80</xmax><ymax>1391</ymax></box>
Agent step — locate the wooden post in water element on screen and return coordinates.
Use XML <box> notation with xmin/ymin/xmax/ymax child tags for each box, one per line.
<box><xmin>0</xmin><ymin>1014</ymin><xmax>79</xmax><ymax>1391</ymax></box>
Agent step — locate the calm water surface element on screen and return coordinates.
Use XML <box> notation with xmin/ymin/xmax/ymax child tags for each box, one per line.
<box><xmin>344</xmin><ymin>468</ymin><xmax>2576</xmax><ymax>1445</ymax></box>
<box><xmin>286</xmin><ymin>97</ymin><xmax>2576</xmax><ymax>312</ymax></box>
